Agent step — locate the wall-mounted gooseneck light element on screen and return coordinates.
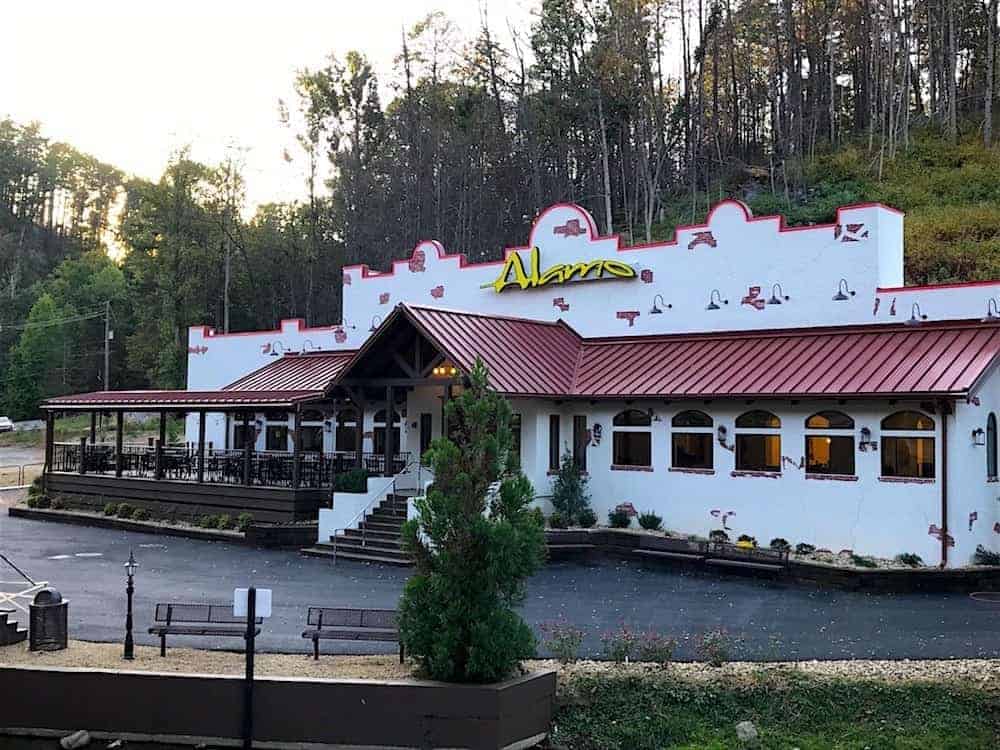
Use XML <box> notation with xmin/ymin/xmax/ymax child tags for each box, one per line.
<box><xmin>706</xmin><ymin>289</ymin><xmax>728</xmax><ymax>311</ymax></box>
<box><xmin>905</xmin><ymin>302</ymin><xmax>927</xmax><ymax>325</ymax></box>
<box><xmin>650</xmin><ymin>294</ymin><xmax>671</xmax><ymax>314</ymax></box>
<box><xmin>767</xmin><ymin>283</ymin><xmax>789</xmax><ymax>305</ymax></box>
<box><xmin>832</xmin><ymin>278</ymin><xmax>855</xmax><ymax>301</ymax></box>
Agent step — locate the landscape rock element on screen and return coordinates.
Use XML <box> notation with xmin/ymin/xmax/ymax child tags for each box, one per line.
<box><xmin>60</xmin><ymin>729</ymin><xmax>91</xmax><ymax>749</ymax></box>
<box><xmin>735</xmin><ymin>720</ymin><xmax>758</xmax><ymax>745</ymax></box>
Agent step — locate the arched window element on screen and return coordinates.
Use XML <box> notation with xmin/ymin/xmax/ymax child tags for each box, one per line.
<box><xmin>373</xmin><ymin>409</ymin><xmax>402</xmax><ymax>455</ymax></box>
<box><xmin>612</xmin><ymin>408</ymin><xmax>652</xmax><ymax>467</ymax></box>
<box><xmin>881</xmin><ymin>411</ymin><xmax>934</xmax><ymax>431</ymax></box>
<box><xmin>988</xmin><ymin>413</ymin><xmax>997</xmax><ymax>480</ymax></box>
<box><xmin>335</xmin><ymin>408</ymin><xmax>358</xmax><ymax>453</ymax></box>
<box><xmin>671</xmin><ymin>410</ymin><xmax>713</xmax><ymax>470</ymax></box>
<box><xmin>735</xmin><ymin>410</ymin><xmax>781</xmax><ymax>429</ymax></box>
<box><xmin>804</xmin><ymin>411</ymin><xmax>855</xmax><ymax>476</ymax></box>
<box><xmin>881</xmin><ymin>411</ymin><xmax>936</xmax><ymax>479</ymax></box>
<box><xmin>735</xmin><ymin>410</ymin><xmax>781</xmax><ymax>472</ymax></box>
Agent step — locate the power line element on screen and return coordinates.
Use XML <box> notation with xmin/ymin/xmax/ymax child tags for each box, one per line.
<box><xmin>0</xmin><ymin>306</ymin><xmax>107</xmax><ymax>334</ymax></box>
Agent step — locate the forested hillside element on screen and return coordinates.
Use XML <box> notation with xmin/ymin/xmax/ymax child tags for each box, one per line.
<box><xmin>3</xmin><ymin>0</ymin><xmax>1000</xmax><ymax>418</ymax></box>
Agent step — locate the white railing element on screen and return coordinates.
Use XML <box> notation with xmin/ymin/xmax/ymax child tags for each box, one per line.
<box><xmin>330</xmin><ymin>461</ymin><xmax>432</xmax><ymax>563</ymax></box>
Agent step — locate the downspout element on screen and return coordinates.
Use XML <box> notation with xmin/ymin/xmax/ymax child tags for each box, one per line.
<box><xmin>939</xmin><ymin>399</ymin><xmax>951</xmax><ymax>568</ymax></box>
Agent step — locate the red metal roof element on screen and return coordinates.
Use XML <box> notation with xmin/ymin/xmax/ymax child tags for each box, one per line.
<box><xmin>44</xmin><ymin>390</ymin><xmax>321</xmax><ymax>410</ymax></box>
<box><xmin>403</xmin><ymin>305</ymin><xmax>581</xmax><ymax>395</ymax></box>
<box><xmin>360</xmin><ymin>305</ymin><xmax>1000</xmax><ymax>399</ymax></box>
<box><xmin>224</xmin><ymin>350</ymin><xmax>356</xmax><ymax>392</ymax></box>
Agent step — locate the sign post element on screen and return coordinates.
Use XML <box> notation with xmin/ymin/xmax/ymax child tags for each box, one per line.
<box><xmin>235</xmin><ymin>587</ymin><xmax>272</xmax><ymax>750</ymax></box>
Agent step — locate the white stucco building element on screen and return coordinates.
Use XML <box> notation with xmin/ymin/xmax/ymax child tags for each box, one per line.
<box><xmin>47</xmin><ymin>199</ymin><xmax>1000</xmax><ymax>566</ymax></box>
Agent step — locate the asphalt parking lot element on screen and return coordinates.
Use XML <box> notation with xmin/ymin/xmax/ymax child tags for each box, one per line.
<box><xmin>2</xmin><ymin>512</ymin><xmax>999</xmax><ymax>660</ymax></box>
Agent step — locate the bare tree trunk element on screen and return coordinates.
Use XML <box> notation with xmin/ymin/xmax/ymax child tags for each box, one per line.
<box><xmin>598</xmin><ymin>97</ymin><xmax>614</xmax><ymax>234</ymax></box>
<box><xmin>947</xmin><ymin>0</ymin><xmax>958</xmax><ymax>143</ymax></box>
<box><xmin>986</xmin><ymin>0</ymin><xmax>998</xmax><ymax>146</ymax></box>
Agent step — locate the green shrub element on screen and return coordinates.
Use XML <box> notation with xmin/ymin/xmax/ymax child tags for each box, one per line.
<box><xmin>50</xmin><ymin>497</ymin><xmax>64</xmax><ymax>510</ymax></box>
<box><xmin>398</xmin><ymin>360</ymin><xmax>545</xmax><ymax>683</ymax></box>
<box><xmin>115</xmin><ymin>503</ymin><xmax>133</xmax><ymax>519</ymax></box>
<box><xmin>769</xmin><ymin>537</ymin><xmax>790</xmax><ymax>551</ymax></box>
<box><xmin>548</xmin><ymin>511</ymin><xmax>568</xmax><ymax>529</ymax></box>
<box><xmin>637</xmin><ymin>631</ymin><xmax>677</xmax><ymax>667</ymax></box>
<box><xmin>236</xmin><ymin>512</ymin><xmax>254</xmax><ymax>532</ymax></box>
<box><xmin>695</xmin><ymin>627</ymin><xmax>732</xmax><ymax>667</ymax></box>
<box><xmin>608</xmin><ymin>508</ymin><xmax>631</xmax><ymax>528</ymax></box>
<box><xmin>26</xmin><ymin>495</ymin><xmax>38</xmax><ymax>509</ymax></box>
<box><xmin>638</xmin><ymin>511</ymin><xmax>662</xmax><ymax>531</ymax></box>
<box><xmin>540</xmin><ymin>620</ymin><xmax>585</xmax><ymax>664</ymax></box>
<box><xmin>27</xmin><ymin>475</ymin><xmax>44</xmax><ymax>497</ymax></box>
<box><xmin>973</xmin><ymin>545</ymin><xmax>1000</xmax><ymax>566</ymax></box>
<box><xmin>709</xmin><ymin>529</ymin><xmax>729</xmax><ymax>543</ymax></box>
<box><xmin>550</xmin><ymin>452</ymin><xmax>592</xmax><ymax>526</ymax></box>
<box><xmin>851</xmin><ymin>553</ymin><xmax>878</xmax><ymax>568</ymax></box>
<box><xmin>601</xmin><ymin>625</ymin><xmax>636</xmax><ymax>663</ymax></box>
<box><xmin>577</xmin><ymin>508</ymin><xmax>597</xmax><ymax>528</ymax></box>
<box><xmin>103</xmin><ymin>502</ymin><xmax>117</xmax><ymax>516</ymax></box>
<box><xmin>895</xmin><ymin>552</ymin><xmax>923</xmax><ymax>567</ymax></box>
<box><xmin>215</xmin><ymin>514</ymin><xmax>233</xmax><ymax>530</ymax></box>
<box><xmin>131</xmin><ymin>507</ymin><xmax>150</xmax><ymax>521</ymax></box>
<box><xmin>795</xmin><ymin>542</ymin><xmax>816</xmax><ymax>555</ymax></box>
<box><xmin>333</xmin><ymin>468</ymin><xmax>369</xmax><ymax>493</ymax></box>
<box><xmin>197</xmin><ymin>514</ymin><xmax>218</xmax><ymax>529</ymax></box>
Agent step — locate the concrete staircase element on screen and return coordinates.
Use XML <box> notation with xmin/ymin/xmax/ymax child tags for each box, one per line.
<box><xmin>0</xmin><ymin>609</ymin><xmax>27</xmax><ymax>646</ymax></box>
<box><xmin>303</xmin><ymin>493</ymin><xmax>413</xmax><ymax>566</ymax></box>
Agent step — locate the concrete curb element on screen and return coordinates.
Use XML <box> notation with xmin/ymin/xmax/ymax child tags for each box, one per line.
<box><xmin>7</xmin><ymin>506</ymin><xmax>246</xmax><ymax>545</ymax></box>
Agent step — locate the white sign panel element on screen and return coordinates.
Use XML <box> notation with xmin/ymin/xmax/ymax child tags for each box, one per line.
<box><xmin>233</xmin><ymin>587</ymin><xmax>272</xmax><ymax>619</ymax></box>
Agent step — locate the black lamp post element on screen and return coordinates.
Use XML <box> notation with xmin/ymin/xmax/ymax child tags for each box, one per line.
<box><xmin>123</xmin><ymin>549</ymin><xmax>138</xmax><ymax>660</ymax></box>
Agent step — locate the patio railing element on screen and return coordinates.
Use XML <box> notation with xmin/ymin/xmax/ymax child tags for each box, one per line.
<box><xmin>49</xmin><ymin>442</ymin><xmax>410</xmax><ymax>489</ymax></box>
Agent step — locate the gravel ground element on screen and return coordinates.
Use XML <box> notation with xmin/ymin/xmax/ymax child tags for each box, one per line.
<box><xmin>2</xmin><ymin>639</ymin><xmax>998</xmax><ymax>691</ymax></box>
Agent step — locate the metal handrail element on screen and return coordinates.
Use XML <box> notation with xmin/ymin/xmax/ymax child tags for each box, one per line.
<box><xmin>331</xmin><ymin>460</ymin><xmax>426</xmax><ymax>564</ymax></box>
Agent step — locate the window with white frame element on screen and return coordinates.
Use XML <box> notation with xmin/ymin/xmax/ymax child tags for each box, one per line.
<box><xmin>671</xmin><ymin>410</ymin><xmax>713</xmax><ymax>470</ymax></box>
<box><xmin>804</xmin><ymin>411</ymin><xmax>855</xmax><ymax>475</ymax></box>
<box><xmin>373</xmin><ymin>408</ymin><xmax>401</xmax><ymax>455</ymax></box>
<box><xmin>299</xmin><ymin>409</ymin><xmax>325</xmax><ymax>453</ymax></box>
<box><xmin>612</xmin><ymin>408</ymin><xmax>652</xmax><ymax>467</ymax></box>
<box><xmin>734</xmin><ymin>410</ymin><xmax>781</xmax><ymax>472</ymax></box>
<box><xmin>880</xmin><ymin>410</ymin><xmax>935</xmax><ymax>479</ymax></box>
<box><xmin>988</xmin><ymin>412</ymin><xmax>997</xmax><ymax>480</ymax></box>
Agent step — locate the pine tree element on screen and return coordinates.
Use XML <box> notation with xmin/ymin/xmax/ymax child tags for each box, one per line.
<box><xmin>398</xmin><ymin>358</ymin><xmax>545</xmax><ymax>683</ymax></box>
<box><xmin>550</xmin><ymin>451</ymin><xmax>591</xmax><ymax>525</ymax></box>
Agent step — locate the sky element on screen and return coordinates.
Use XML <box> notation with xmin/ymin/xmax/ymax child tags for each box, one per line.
<box><xmin>3</xmin><ymin>0</ymin><xmax>534</xmax><ymax>212</ymax></box>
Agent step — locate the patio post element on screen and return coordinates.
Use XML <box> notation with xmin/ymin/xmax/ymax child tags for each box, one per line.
<box><xmin>43</xmin><ymin>411</ymin><xmax>54</xmax><ymax>474</ymax></box>
<box><xmin>384</xmin><ymin>385</ymin><xmax>394</xmax><ymax>476</ymax></box>
<box><xmin>154</xmin><ymin>438</ymin><xmax>163</xmax><ymax>480</ymax></box>
<box><xmin>292</xmin><ymin>407</ymin><xmax>302</xmax><ymax>489</ymax></box>
<box><xmin>114</xmin><ymin>410</ymin><xmax>124</xmax><ymax>477</ymax></box>
<box><xmin>89</xmin><ymin>412</ymin><xmax>97</xmax><ymax>444</ymax></box>
<box><xmin>354</xmin><ymin>395</ymin><xmax>365</xmax><ymax>469</ymax></box>
<box><xmin>197</xmin><ymin>411</ymin><xmax>206</xmax><ymax>483</ymax></box>
<box><xmin>78</xmin><ymin>437</ymin><xmax>87</xmax><ymax>475</ymax></box>
<box><xmin>242</xmin><ymin>412</ymin><xmax>252</xmax><ymax>486</ymax></box>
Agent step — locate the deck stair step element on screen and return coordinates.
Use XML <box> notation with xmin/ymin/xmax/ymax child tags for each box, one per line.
<box><xmin>0</xmin><ymin>609</ymin><xmax>27</xmax><ymax>646</ymax></box>
<box><xmin>305</xmin><ymin>492</ymin><xmax>413</xmax><ymax>565</ymax></box>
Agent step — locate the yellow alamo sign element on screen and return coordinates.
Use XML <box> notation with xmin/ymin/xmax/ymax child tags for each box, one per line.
<box><xmin>482</xmin><ymin>247</ymin><xmax>637</xmax><ymax>294</ymax></box>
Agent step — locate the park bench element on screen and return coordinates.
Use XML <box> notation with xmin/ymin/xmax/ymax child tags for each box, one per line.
<box><xmin>148</xmin><ymin>603</ymin><xmax>261</xmax><ymax>657</ymax></box>
<box><xmin>301</xmin><ymin>606</ymin><xmax>403</xmax><ymax>662</ymax></box>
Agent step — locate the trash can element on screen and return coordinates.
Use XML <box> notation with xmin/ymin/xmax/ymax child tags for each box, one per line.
<box><xmin>29</xmin><ymin>588</ymin><xmax>68</xmax><ymax>651</ymax></box>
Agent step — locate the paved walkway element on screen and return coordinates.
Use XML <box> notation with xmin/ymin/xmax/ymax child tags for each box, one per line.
<box><xmin>1</xmin><ymin>513</ymin><xmax>998</xmax><ymax>660</ymax></box>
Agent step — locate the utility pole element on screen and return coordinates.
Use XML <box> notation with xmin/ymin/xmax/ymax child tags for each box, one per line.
<box><xmin>103</xmin><ymin>300</ymin><xmax>111</xmax><ymax>391</ymax></box>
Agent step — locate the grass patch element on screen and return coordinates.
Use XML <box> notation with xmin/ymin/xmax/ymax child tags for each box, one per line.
<box><xmin>552</xmin><ymin>669</ymin><xmax>999</xmax><ymax>749</ymax></box>
<box><xmin>0</xmin><ymin>414</ymin><xmax>185</xmax><ymax>449</ymax></box>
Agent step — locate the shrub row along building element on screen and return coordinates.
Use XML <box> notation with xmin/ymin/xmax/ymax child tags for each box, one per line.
<box><xmin>43</xmin><ymin>200</ymin><xmax>1000</xmax><ymax>567</ymax></box>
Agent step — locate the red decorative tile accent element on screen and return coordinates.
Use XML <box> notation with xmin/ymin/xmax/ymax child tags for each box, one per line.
<box><xmin>669</xmin><ymin>467</ymin><xmax>715</xmax><ymax>475</ymax></box>
<box><xmin>554</xmin><ymin>219</ymin><xmax>587</xmax><ymax>237</ymax></box>
<box><xmin>343</xmin><ymin>270</ymin><xmax>352</xmax><ymax>285</ymax></box>
<box><xmin>687</xmin><ymin>230</ymin><xmax>717</xmax><ymax>250</ymax></box>
<box><xmin>710</xmin><ymin>509</ymin><xmax>735</xmax><ymax>529</ymax></box>
<box><xmin>805</xmin><ymin>473</ymin><xmax>859</xmax><ymax>482</ymax></box>
<box><xmin>928</xmin><ymin>523</ymin><xmax>955</xmax><ymax>547</ymax></box>
<box><xmin>611</xmin><ymin>464</ymin><xmax>653</xmax><ymax>472</ymax></box>
<box><xmin>730</xmin><ymin>470</ymin><xmax>781</xmax><ymax>478</ymax></box>
<box><xmin>553</xmin><ymin>296</ymin><xmax>569</xmax><ymax>312</ymax></box>
<box><xmin>835</xmin><ymin>222</ymin><xmax>869</xmax><ymax>242</ymax></box>
<box><xmin>969</xmin><ymin>511</ymin><xmax>978</xmax><ymax>531</ymax></box>
<box><xmin>640</xmin><ymin>269</ymin><xmax>653</xmax><ymax>284</ymax></box>
<box><xmin>379</xmin><ymin>292</ymin><xmax>390</xmax><ymax>305</ymax></box>
<box><xmin>616</xmin><ymin>310</ymin><xmax>640</xmax><ymax>327</ymax></box>
<box><xmin>187</xmin><ymin>345</ymin><xmax>208</xmax><ymax>355</ymax></box>
<box><xmin>615</xmin><ymin>502</ymin><xmax>638</xmax><ymax>516</ymax></box>
<box><xmin>994</xmin><ymin>522</ymin><xmax>1000</xmax><ymax>534</ymax></box>
<box><xmin>408</xmin><ymin>248</ymin><xmax>426</xmax><ymax>273</ymax></box>
<box><xmin>333</xmin><ymin>327</ymin><xmax>347</xmax><ymax>344</ymax></box>
<box><xmin>430</xmin><ymin>285</ymin><xmax>445</xmax><ymax>299</ymax></box>
<box><xmin>741</xmin><ymin>286</ymin><xmax>765</xmax><ymax>311</ymax></box>
<box><xmin>879</xmin><ymin>476</ymin><xmax>935</xmax><ymax>484</ymax></box>
<box><xmin>872</xmin><ymin>297</ymin><xmax>880</xmax><ymax>316</ymax></box>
